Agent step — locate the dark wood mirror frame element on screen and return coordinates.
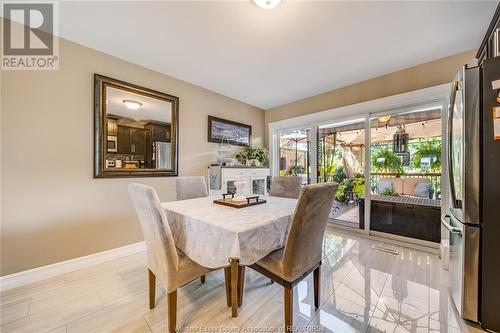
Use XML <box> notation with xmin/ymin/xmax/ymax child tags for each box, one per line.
<box><xmin>94</xmin><ymin>74</ymin><xmax>179</xmax><ymax>178</ymax></box>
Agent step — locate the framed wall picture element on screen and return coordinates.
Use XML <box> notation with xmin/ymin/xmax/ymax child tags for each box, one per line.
<box><xmin>207</xmin><ymin>116</ymin><xmax>252</xmax><ymax>146</ymax></box>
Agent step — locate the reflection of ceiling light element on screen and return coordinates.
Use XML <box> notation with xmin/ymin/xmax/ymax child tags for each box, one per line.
<box><xmin>378</xmin><ymin>115</ymin><xmax>391</xmax><ymax>123</ymax></box>
<box><xmin>123</xmin><ymin>100</ymin><xmax>142</xmax><ymax>110</ymax></box>
<box><xmin>252</xmin><ymin>0</ymin><xmax>282</xmax><ymax>9</ymax></box>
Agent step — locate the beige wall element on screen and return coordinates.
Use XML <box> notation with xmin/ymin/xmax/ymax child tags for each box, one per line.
<box><xmin>265</xmin><ymin>49</ymin><xmax>478</xmax><ymax>142</ymax></box>
<box><xmin>1</xmin><ymin>38</ymin><xmax>264</xmax><ymax>275</ymax></box>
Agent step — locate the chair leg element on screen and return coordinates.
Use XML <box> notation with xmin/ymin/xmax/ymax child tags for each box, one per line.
<box><xmin>237</xmin><ymin>265</ymin><xmax>245</xmax><ymax>307</ymax></box>
<box><xmin>313</xmin><ymin>266</ymin><xmax>320</xmax><ymax>309</ymax></box>
<box><xmin>148</xmin><ymin>269</ymin><xmax>156</xmax><ymax>309</ymax></box>
<box><xmin>167</xmin><ymin>290</ymin><xmax>177</xmax><ymax>333</ymax></box>
<box><xmin>284</xmin><ymin>286</ymin><xmax>293</xmax><ymax>333</ymax></box>
<box><xmin>200</xmin><ymin>275</ymin><xmax>206</xmax><ymax>284</ymax></box>
<box><xmin>224</xmin><ymin>267</ymin><xmax>231</xmax><ymax>307</ymax></box>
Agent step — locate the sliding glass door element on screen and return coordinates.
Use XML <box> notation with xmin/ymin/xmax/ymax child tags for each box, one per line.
<box><xmin>369</xmin><ymin>107</ymin><xmax>443</xmax><ymax>242</ymax></box>
<box><xmin>270</xmin><ymin>99</ymin><xmax>445</xmax><ymax>244</ymax></box>
<box><xmin>317</xmin><ymin>118</ymin><xmax>366</xmax><ymax>229</ymax></box>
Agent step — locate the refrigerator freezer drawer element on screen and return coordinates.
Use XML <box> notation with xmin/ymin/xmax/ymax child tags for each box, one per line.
<box><xmin>446</xmin><ymin>214</ymin><xmax>480</xmax><ymax>322</ymax></box>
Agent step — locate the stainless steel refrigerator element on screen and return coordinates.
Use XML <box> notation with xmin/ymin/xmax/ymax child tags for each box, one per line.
<box><xmin>444</xmin><ymin>57</ymin><xmax>500</xmax><ymax>332</ymax></box>
<box><xmin>153</xmin><ymin>141</ymin><xmax>171</xmax><ymax>169</ymax></box>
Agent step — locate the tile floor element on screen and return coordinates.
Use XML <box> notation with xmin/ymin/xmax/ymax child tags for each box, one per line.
<box><xmin>0</xmin><ymin>228</ymin><xmax>487</xmax><ymax>333</ymax></box>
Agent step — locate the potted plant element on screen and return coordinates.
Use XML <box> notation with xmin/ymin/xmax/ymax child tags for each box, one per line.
<box><xmin>254</xmin><ymin>146</ymin><xmax>270</xmax><ymax>166</ymax></box>
<box><xmin>412</xmin><ymin>141</ymin><xmax>441</xmax><ymax>172</ymax></box>
<box><xmin>352</xmin><ymin>175</ymin><xmax>365</xmax><ymax>229</ymax></box>
<box><xmin>289</xmin><ymin>165</ymin><xmax>305</xmax><ymax>176</ymax></box>
<box><xmin>235</xmin><ymin>144</ymin><xmax>269</xmax><ymax>167</ymax></box>
<box><xmin>371</xmin><ymin>149</ymin><xmax>404</xmax><ymax>175</ymax></box>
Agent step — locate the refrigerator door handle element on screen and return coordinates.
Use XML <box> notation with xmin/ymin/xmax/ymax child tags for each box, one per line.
<box><xmin>441</xmin><ymin>214</ymin><xmax>462</xmax><ymax>234</ymax></box>
<box><xmin>447</xmin><ymin>80</ymin><xmax>459</xmax><ymax>208</ymax></box>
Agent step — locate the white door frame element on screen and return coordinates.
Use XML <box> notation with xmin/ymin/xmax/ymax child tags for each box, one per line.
<box><xmin>268</xmin><ymin>83</ymin><xmax>451</xmax><ymax>243</ymax></box>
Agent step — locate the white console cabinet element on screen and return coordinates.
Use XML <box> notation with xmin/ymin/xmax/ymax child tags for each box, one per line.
<box><xmin>208</xmin><ymin>167</ymin><xmax>270</xmax><ymax>197</ymax></box>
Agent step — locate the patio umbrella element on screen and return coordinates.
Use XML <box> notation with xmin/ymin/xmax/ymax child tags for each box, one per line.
<box><xmin>280</xmin><ymin>131</ymin><xmax>308</xmax><ymax>168</ymax></box>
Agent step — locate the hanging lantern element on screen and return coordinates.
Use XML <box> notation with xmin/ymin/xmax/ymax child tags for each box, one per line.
<box><xmin>393</xmin><ymin>126</ymin><xmax>409</xmax><ymax>153</ymax></box>
<box><xmin>401</xmin><ymin>151</ymin><xmax>411</xmax><ymax>166</ymax></box>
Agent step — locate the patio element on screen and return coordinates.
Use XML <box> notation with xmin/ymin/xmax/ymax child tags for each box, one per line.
<box><xmin>329</xmin><ymin>201</ymin><xmax>360</xmax><ymax>228</ymax></box>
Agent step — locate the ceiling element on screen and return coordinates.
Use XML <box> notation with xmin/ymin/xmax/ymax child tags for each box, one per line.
<box><xmin>57</xmin><ymin>1</ymin><xmax>497</xmax><ymax>109</ymax></box>
<box><xmin>106</xmin><ymin>87</ymin><xmax>172</xmax><ymax>123</ymax></box>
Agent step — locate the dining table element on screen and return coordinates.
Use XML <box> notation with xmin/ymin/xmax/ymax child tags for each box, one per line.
<box><xmin>161</xmin><ymin>195</ymin><xmax>297</xmax><ymax>317</ymax></box>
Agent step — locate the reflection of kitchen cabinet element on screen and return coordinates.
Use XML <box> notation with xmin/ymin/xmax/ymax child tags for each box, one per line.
<box><xmin>117</xmin><ymin>126</ymin><xmax>131</xmax><ymax>154</ymax></box>
<box><xmin>131</xmin><ymin>128</ymin><xmax>146</xmax><ymax>154</ymax></box>
<box><xmin>117</xmin><ymin>125</ymin><xmax>147</xmax><ymax>154</ymax></box>
<box><xmin>107</xmin><ymin>117</ymin><xmax>118</xmax><ymax>136</ymax></box>
<box><xmin>145</xmin><ymin>123</ymin><xmax>170</xmax><ymax>142</ymax></box>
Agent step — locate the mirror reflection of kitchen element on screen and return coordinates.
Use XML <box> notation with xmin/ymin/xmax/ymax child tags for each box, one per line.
<box><xmin>105</xmin><ymin>86</ymin><xmax>173</xmax><ymax>170</ymax></box>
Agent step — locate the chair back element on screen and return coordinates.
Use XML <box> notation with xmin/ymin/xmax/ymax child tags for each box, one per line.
<box><xmin>282</xmin><ymin>182</ymin><xmax>337</xmax><ymax>280</ymax></box>
<box><xmin>175</xmin><ymin>176</ymin><xmax>208</xmax><ymax>200</ymax></box>
<box><xmin>269</xmin><ymin>176</ymin><xmax>303</xmax><ymax>199</ymax></box>
<box><xmin>128</xmin><ymin>183</ymin><xmax>178</xmax><ymax>284</ymax></box>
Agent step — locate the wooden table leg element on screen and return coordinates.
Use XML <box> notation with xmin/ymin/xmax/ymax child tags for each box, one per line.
<box><xmin>237</xmin><ymin>265</ymin><xmax>245</xmax><ymax>307</ymax></box>
<box><xmin>230</xmin><ymin>258</ymin><xmax>239</xmax><ymax>317</ymax></box>
<box><xmin>224</xmin><ymin>267</ymin><xmax>231</xmax><ymax>307</ymax></box>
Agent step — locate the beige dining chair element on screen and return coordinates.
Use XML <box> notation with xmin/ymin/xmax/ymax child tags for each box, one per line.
<box><xmin>175</xmin><ymin>176</ymin><xmax>208</xmax><ymax>201</ymax></box>
<box><xmin>269</xmin><ymin>176</ymin><xmax>303</xmax><ymax>199</ymax></box>
<box><xmin>175</xmin><ymin>176</ymin><xmax>210</xmax><ymax>283</ymax></box>
<box><xmin>128</xmin><ymin>183</ymin><xmax>215</xmax><ymax>333</ymax></box>
<box><xmin>249</xmin><ymin>182</ymin><xmax>337</xmax><ymax>332</ymax></box>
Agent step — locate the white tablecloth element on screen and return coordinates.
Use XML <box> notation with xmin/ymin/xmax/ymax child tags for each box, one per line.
<box><xmin>162</xmin><ymin>196</ymin><xmax>297</xmax><ymax>268</ymax></box>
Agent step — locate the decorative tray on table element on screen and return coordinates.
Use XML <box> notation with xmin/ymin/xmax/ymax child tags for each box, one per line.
<box><xmin>213</xmin><ymin>194</ymin><xmax>267</xmax><ymax>208</ymax></box>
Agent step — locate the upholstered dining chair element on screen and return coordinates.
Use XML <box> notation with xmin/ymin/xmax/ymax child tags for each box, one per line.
<box><xmin>269</xmin><ymin>176</ymin><xmax>303</xmax><ymax>199</ymax></box>
<box><xmin>249</xmin><ymin>182</ymin><xmax>337</xmax><ymax>332</ymax></box>
<box><xmin>128</xmin><ymin>183</ymin><xmax>215</xmax><ymax>333</ymax></box>
<box><xmin>175</xmin><ymin>176</ymin><xmax>209</xmax><ymax>283</ymax></box>
<box><xmin>175</xmin><ymin>176</ymin><xmax>208</xmax><ymax>201</ymax></box>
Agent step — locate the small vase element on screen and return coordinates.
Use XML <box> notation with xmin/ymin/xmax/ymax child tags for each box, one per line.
<box><xmin>249</xmin><ymin>159</ymin><xmax>260</xmax><ymax>167</ymax></box>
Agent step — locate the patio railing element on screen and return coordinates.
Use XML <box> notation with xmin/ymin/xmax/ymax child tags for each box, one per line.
<box><xmin>370</xmin><ymin>172</ymin><xmax>441</xmax><ymax>194</ymax></box>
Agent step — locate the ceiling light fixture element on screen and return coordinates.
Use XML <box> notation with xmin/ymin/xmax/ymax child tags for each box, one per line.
<box><xmin>378</xmin><ymin>115</ymin><xmax>391</xmax><ymax>123</ymax></box>
<box><xmin>252</xmin><ymin>0</ymin><xmax>282</xmax><ymax>10</ymax></box>
<box><xmin>123</xmin><ymin>100</ymin><xmax>142</xmax><ymax>110</ymax></box>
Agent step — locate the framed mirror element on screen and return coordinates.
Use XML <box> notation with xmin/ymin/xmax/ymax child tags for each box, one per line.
<box><xmin>94</xmin><ymin>74</ymin><xmax>179</xmax><ymax>178</ymax></box>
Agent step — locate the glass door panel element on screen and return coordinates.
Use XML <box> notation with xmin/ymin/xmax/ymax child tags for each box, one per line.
<box><xmin>278</xmin><ymin>128</ymin><xmax>311</xmax><ymax>184</ymax></box>
<box><xmin>251</xmin><ymin>177</ymin><xmax>267</xmax><ymax>196</ymax></box>
<box><xmin>317</xmin><ymin>118</ymin><xmax>366</xmax><ymax>229</ymax></box>
<box><xmin>369</xmin><ymin>107</ymin><xmax>443</xmax><ymax>241</ymax></box>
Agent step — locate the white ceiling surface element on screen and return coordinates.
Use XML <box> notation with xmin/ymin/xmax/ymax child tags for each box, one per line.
<box><xmin>106</xmin><ymin>87</ymin><xmax>172</xmax><ymax>122</ymax></box>
<box><xmin>58</xmin><ymin>1</ymin><xmax>497</xmax><ymax>109</ymax></box>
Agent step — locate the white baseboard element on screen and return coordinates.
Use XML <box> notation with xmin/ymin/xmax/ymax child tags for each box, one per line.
<box><xmin>0</xmin><ymin>241</ymin><xmax>146</xmax><ymax>292</ymax></box>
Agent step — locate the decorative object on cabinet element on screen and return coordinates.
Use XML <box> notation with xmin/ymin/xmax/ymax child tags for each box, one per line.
<box><xmin>208</xmin><ymin>115</ymin><xmax>251</xmax><ymax>146</ymax></box>
<box><xmin>216</xmin><ymin>137</ymin><xmax>232</xmax><ymax>165</ymax></box>
<box><xmin>208</xmin><ymin>166</ymin><xmax>270</xmax><ymax>198</ymax></box>
<box><xmin>94</xmin><ymin>74</ymin><xmax>179</xmax><ymax>178</ymax></box>
<box><xmin>235</xmin><ymin>144</ymin><xmax>269</xmax><ymax>166</ymax></box>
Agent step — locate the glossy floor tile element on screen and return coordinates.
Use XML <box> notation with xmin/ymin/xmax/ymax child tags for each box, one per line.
<box><xmin>0</xmin><ymin>228</ymin><xmax>487</xmax><ymax>333</ymax></box>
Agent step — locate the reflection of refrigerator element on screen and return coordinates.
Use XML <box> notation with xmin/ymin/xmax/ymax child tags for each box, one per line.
<box><xmin>153</xmin><ymin>142</ymin><xmax>171</xmax><ymax>169</ymax></box>
<box><xmin>444</xmin><ymin>57</ymin><xmax>500</xmax><ymax>332</ymax></box>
